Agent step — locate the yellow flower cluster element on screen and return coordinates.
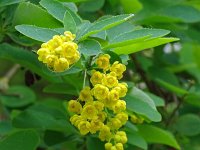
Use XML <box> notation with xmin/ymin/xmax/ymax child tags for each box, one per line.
<box><xmin>130</xmin><ymin>114</ymin><xmax>144</xmax><ymax>124</ymax></box>
<box><xmin>37</xmin><ymin>31</ymin><xmax>80</xmax><ymax>72</ymax></box>
<box><xmin>68</xmin><ymin>54</ymin><xmax>128</xmax><ymax>150</ymax></box>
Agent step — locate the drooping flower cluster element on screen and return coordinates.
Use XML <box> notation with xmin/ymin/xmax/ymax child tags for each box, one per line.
<box><xmin>37</xmin><ymin>31</ymin><xmax>80</xmax><ymax>72</ymax></box>
<box><xmin>68</xmin><ymin>54</ymin><xmax>128</xmax><ymax>150</ymax></box>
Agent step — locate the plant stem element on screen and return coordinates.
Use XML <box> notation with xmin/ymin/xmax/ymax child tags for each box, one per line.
<box><xmin>0</xmin><ymin>64</ymin><xmax>20</xmax><ymax>91</ymax></box>
<box><xmin>83</xmin><ymin>69</ymin><xmax>87</xmax><ymax>88</ymax></box>
<box><xmin>165</xmin><ymin>80</ymin><xmax>194</xmax><ymax>127</ymax></box>
<box><xmin>5</xmin><ymin>64</ymin><xmax>20</xmax><ymax>81</ymax></box>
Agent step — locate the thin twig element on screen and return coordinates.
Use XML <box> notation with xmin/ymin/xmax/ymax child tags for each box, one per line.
<box><xmin>131</xmin><ymin>54</ymin><xmax>164</xmax><ymax>97</ymax></box>
<box><xmin>166</xmin><ymin>81</ymin><xmax>194</xmax><ymax>127</ymax></box>
<box><xmin>0</xmin><ymin>64</ymin><xmax>20</xmax><ymax>91</ymax></box>
<box><xmin>83</xmin><ymin>69</ymin><xmax>87</xmax><ymax>89</ymax></box>
<box><xmin>5</xmin><ymin>64</ymin><xmax>20</xmax><ymax>81</ymax></box>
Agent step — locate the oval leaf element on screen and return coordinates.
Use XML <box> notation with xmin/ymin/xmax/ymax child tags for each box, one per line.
<box><xmin>138</xmin><ymin>125</ymin><xmax>180</xmax><ymax>150</ymax></box>
<box><xmin>13</xmin><ymin>2</ymin><xmax>62</xmax><ymax>28</ymax></box>
<box><xmin>0</xmin><ymin>86</ymin><xmax>36</xmax><ymax>108</ymax></box>
<box><xmin>78</xmin><ymin>39</ymin><xmax>101</xmax><ymax>56</ymax></box>
<box><xmin>79</xmin><ymin>14</ymin><xmax>134</xmax><ymax>40</ymax></box>
<box><xmin>64</xmin><ymin>10</ymin><xmax>77</xmax><ymax>33</ymax></box>
<box><xmin>15</xmin><ymin>25</ymin><xmax>59</xmax><ymax>42</ymax></box>
<box><xmin>174</xmin><ymin>114</ymin><xmax>200</xmax><ymax>136</ymax></box>
<box><xmin>125</xmin><ymin>87</ymin><xmax>161</xmax><ymax>122</ymax></box>
<box><xmin>0</xmin><ymin>130</ymin><xmax>40</xmax><ymax>150</ymax></box>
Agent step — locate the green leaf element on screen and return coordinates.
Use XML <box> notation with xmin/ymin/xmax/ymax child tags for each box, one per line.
<box><xmin>0</xmin><ymin>86</ymin><xmax>36</xmax><ymax>108</ymax></box>
<box><xmin>184</xmin><ymin>93</ymin><xmax>200</xmax><ymax>107</ymax></box>
<box><xmin>149</xmin><ymin>67</ymin><xmax>180</xmax><ymax>87</ymax></box>
<box><xmin>64</xmin><ymin>2</ymin><xmax>78</xmax><ymax>12</ymax></box>
<box><xmin>125</xmin><ymin>121</ymin><xmax>138</xmax><ymax>132</ymax></box>
<box><xmin>120</xmin><ymin>0</ymin><xmax>143</xmax><ymax>13</ymax></box>
<box><xmin>138</xmin><ymin>125</ymin><xmax>180</xmax><ymax>150</ymax></box>
<box><xmin>161</xmin><ymin>5</ymin><xmax>200</xmax><ymax>23</ymax></box>
<box><xmin>40</xmin><ymin>0</ymin><xmax>82</xmax><ymax>25</ymax></box>
<box><xmin>174</xmin><ymin>114</ymin><xmax>200</xmax><ymax>136</ymax></box>
<box><xmin>0</xmin><ymin>121</ymin><xmax>12</xmax><ymax>136</ymax></box>
<box><xmin>79</xmin><ymin>14</ymin><xmax>134</xmax><ymax>40</ymax></box>
<box><xmin>13</xmin><ymin>2</ymin><xmax>62</xmax><ymax>28</ymax></box>
<box><xmin>78</xmin><ymin>39</ymin><xmax>101</xmax><ymax>56</ymax></box>
<box><xmin>106</xmin><ymin>22</ymin><xmax>135</xmax><ymax>41</ymax></box>
<box><xmin>155</xmin><ymin>78</ymin><xmax>188</xmax><ymax>95</ymax></box>
<box><xmin>0</xmin><ymin>130</ymin><xmax>40</xmax><ymax>150</ymax></box>
<box><xmin>7</xmin><ymin>33</ymin><xmax>38</xmax><ymax>47</ymax></box>
<box><xmin>87</xmin><ymin>137</ymin><xmax>104</xmax><ymax>150</ymax></box>
<box><xmin>43</xmin><ymin>83</ymin><xmax>78</xmax><ymax>95</ymax></box>
<box><xmin>79</xmin><ymin>0</ymin><xmax>105</xmax><ymax>12</ymax></box>
<box><xmin>63</xmin><ymin>10</ymin><xmax>76</xmax><ymax>33</ymax></box>
<box><xmin>125</xmin><ymin>87</ymin><xmax>161</xmax><ymax>122</ymax></box>
<box><xmin>39</xmin><ymin>0</ymin><xmax>66</xmax><ymax>22</ymax></box>
<box><xmin>105</xmin><ymin>28</ymin><xmax>170</xmax><ymax>49</ymax></box>
<box><xmin>145</xmin><ymin>92</ymin><xmax>165</xmax><ymax>107</ymax></box>
<box><xmin>44</xmin><ymin>66</ymin><xmax>82</xmax><ymax>76</ymax></box>
<box><xmin>0</xmin><ymin>43</ymin><xmax>62</xmax><ymax>82</ymax></box>
<box><xmin>134</xmin><ymin>1</ymin><xmax>200</xmax><ymax>24</ymax></box>
<box><xmin>127</xmin><ymin>131</ymin><xmax>147</xmax><ymax>150</ymax></box>
<box><xmin>15</xmin><ymin>25</ymin><xmax>59</xmax><ymax>42</ymax></box>
<box><xmin>0</xmin><ymin>0</ymin><xmax>23</xmax><ymax>7</ymax></box>
<box><xmin>58</xmin><ymin>0</ymin><xmax>89</xmax><ymax>2</ymax></box>
<box><xmin>44</xmin><ymin>130</ymin><xmax>73</xmax><ymax>146</ymax></box>
<box><xmin>12</xmin><ymin>105</ymin><xmax>76</xmax><ymax>133</ymax></box>
<box><xmin>113</xmin><ymin>37</ymin><xmax>179</xmax><ymax>55</ymax></box>
<box><xmin>0</xmin><ymin>43</ymin><xmax>81</xmax><ymax>81</ymax></box>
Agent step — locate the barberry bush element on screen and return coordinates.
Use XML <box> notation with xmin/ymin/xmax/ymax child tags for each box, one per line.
<box><xmin>1</xmin><ymin>0</ymin><xmax>200</xmax><ymax>150</ymax></box>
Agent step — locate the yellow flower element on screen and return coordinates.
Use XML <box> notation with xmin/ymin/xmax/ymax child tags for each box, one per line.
<box><xmin>130</xmin><ymin>114</ymin><xmax>144</xmax><ymax>124</ymax></box>
<box><xmin>92</xmin><ymin>84</ymin><xmax>109</xmax><ymax>100</ymax></box>
<box><xmin>93</xmin><ymin>101</ymin><xmax>104</xmax><ymax>112</ymax></box>
<box><xmin>105</xmin><ymin>142</ymin><xmax>112</xmax><ymax>150</ymax></box>
<box><xmin>96</xmin><ymin>54</ymin><xmax>110</xmax><ymax>71</ymax></box>
<box><xmin>37</xmin><ymin>31</ymin><xmax>80</xmax><ymax>72</ymax></box>
<box><xmin>70</xmin><ymin>114</ymin><xmax>79</xmax><ymax>125</ymax></box>
<box><xmin>114</xmin><ymin>83</ymin><xmax>128</xmax><ymax>97</ymax></box>
<box><xmin>68</xmin><ymin>100</ymin><xmax>82</xmax><ymax>114</ymax></box>
<box><xmin>64</xmin><ymin>31</ymin><xmax>76</xmax><ymax>41</ymax></box>
<box><xmin>115</xmin><ymin>143</ymin><xmax>124</xmax><ymax>150</ymax></box>
<box><xmin>113</xmin><ymin>100</ymin><xmax>126</xmax><ymax>113</ymax></box>
<box><xmin>47</xmin><ymin>39</ymin><xmax>59</xmax><ymax>50</ymax></box>
<box><xmin>81</xmin><ymin>104</ymin><xmax>98</xmax><ymax>120</ymax></box>
<box><xmin>68</xmin><ymin>53</ymin><xmax>129</xmax><ymax>149</ymax></box>
<box><xmin>70</xmin><ymin>115</ymin><xmax>85</xmax><ymax>127</ymax></box>
<box><xmin>107</xmin><ymin>118</ymin><xmax>122</xmax><ymax>130</ymax></box>
<box><xmin>62</xmin><ymin>42</ymin><xmax>78</xmax><ymax>57</ymax></box>
<box><xmin>111</xmin><ymin>146</ymin><xmax>117</xmax><ymax>150</ymax></box>
<box><xmin>99</xmin><ymin>125</ymin><xmax>112</xmax><ymax>141</ymax></box>
<box><xmin>102</xmin><ymin>74</ymin><xmax>118</xmax><ymax>88</ymax></box>
<box><xmin>120</xmin><ymin>136</ymin><xmax>127</xmax><ymax>144</ymax></box>
<box><xmin>79</xmin><ymin>86</ymin><xmax>93</xmax><ymax>102</ymax></box>
<box><xmin>114</xmin><ymin>134</ymin><xmax>121</xmax><ymax>143</ymax></box>
<box><xmin>37</xmin><ymin>48</ymin><xmax>50</xmax><ymax>61</ymax></box>
<box><xmin>108</xmin><ymin>89</ymin><xmax>119</xmax><ymax>103</ymax></box>
<box><xmin>67</xmin><ymin>51</ymin><xmax>80</xmax><ymax>65</ymax></box>
<box><xmin>53</xmin><ymin>57</ymin><xmax>69</xmax><ymax>72</ymax></box>
<box><xmin>90</xmin><ymin>119</ymin><xmax>104</xmax><ymax>134</ymax></box>
<box><xmin>78</xmin><ymin>121</ymin><xmax>90</xmax><ymax>135</ymax></box>
<box><xmin>97</xmin><ymin>112</ymin><xmax>107</xmax><ymax>122</ymax></box>
<box><xmin>110</xmin><ymin>61</ymin><xmax>126</xmax><ymax>79</ymax></box>
<box><xmin>52</xmin><ymin>35</ymin><xmax>63</xmax><ymax>45</ymax></box>
<box><xmin>116</xmin><ymin>131</ymin><xmax>127</xmax><ymax>144</ymax></box>
<box><xmin>90</xmin><ymin>71</ymin><xmax>104</xmax><ymax>86</ymax></box>
<box><xmin>116</xmin><ymin>112</ymin><xmax>128</xmax><ymax>125</ymax></box>
<box><xmin>74</xmin><ymin>116</ymin><xmax>85</xmax><ymax>127</ymax></box>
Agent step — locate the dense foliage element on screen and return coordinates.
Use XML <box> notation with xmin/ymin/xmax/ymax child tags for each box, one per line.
<box><xmin>0</xmin><ymin>0</ymin><xmax>200</xmax><ymax>150</ymax></box>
